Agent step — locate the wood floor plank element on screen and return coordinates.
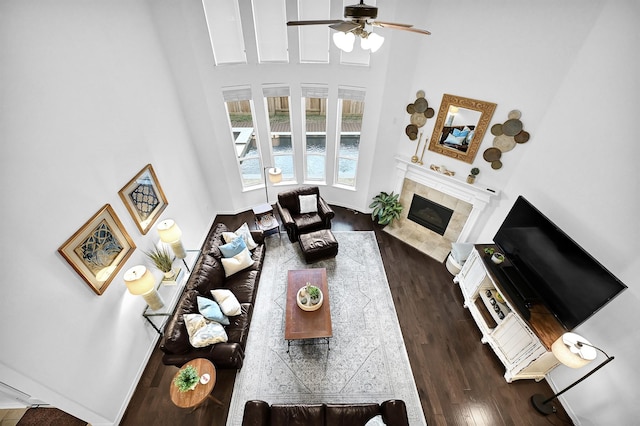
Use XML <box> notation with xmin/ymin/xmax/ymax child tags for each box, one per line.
<box><xmin>121</xmin><ymin>206</ymin><xmax>572</xmax><ymax>425</ymax></box>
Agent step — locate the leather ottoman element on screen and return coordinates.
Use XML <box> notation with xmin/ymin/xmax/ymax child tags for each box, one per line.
<box><xmin>298</xmin><ymin>229</ymin><xmax>339</xmax><ymax>263</ymax></box>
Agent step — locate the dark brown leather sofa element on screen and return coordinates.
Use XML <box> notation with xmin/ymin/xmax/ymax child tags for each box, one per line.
<box><xmin>241</xmin><ymin>400</ymin><xmax>410</xmax><ymax>426</ymax></box>
<box><xmin>159</xmin><ymin>223</ymin><xmax>265</xmax><ymax>369</ymax></box>
<box><xmin>276</xmin><ymin>186</ymin><xmax>335</xmax><ymax>242</ymax></box>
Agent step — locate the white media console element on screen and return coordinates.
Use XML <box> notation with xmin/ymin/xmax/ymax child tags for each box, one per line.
<box><xmin>454</xmin><ymin>245</ymin><xmax>565</xmax><ymax>382</ymax></box>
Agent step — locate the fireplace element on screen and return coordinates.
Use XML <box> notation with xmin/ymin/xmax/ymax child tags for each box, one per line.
<box><xmin>407</xmin><ymin>194</ymin><xmax>454</xmax><ymax>235</ymax></box>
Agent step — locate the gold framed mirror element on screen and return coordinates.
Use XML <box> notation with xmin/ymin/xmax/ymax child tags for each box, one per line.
<box><xmin>428</xmin><ymin>94</ymin><xmax>497</xmax><ymax>163</ymax></box>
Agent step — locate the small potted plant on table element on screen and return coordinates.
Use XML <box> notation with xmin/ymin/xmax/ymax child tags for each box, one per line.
<box><xmin>467</xmin><ymin>167</ymin><xmax>480</xmax><ymax>184</ymax></box>
<box><xmin>145</xmin><ymin>246</ymin><xmax>175</xmax><ymax>279</ymax></box>
<box><xmin>174</xmin><ymin>365</ymin><xmax>200</xmax><ymax>392</ymax></box>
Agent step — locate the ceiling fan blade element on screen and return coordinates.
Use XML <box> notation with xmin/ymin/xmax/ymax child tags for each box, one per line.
<box><xmin>287</xmin><ymin>20</ymin><xmax>345</xmax><ymax>26</ymax></box>
<box><xmin>393</xmin><ymin>26</ymin><xmax>431</xmax><ymax>35</ymax></box>
<box><xmin>371</xmin><ymin>21</ymin><xmax>413</xmax><ymax>28</ymax></box>
<box><xmin>329</xmin><ymin>21</ymin><xmax>362</xmax><ymax>33</ymax></box>
<box><xmin>372</xmin><ymin>21</ymin><xmax>431</xmax><ymax>35</ymax></box>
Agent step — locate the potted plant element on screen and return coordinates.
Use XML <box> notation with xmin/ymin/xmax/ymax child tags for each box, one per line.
<box><xmin>174</xmin><ymin>365</ymin><xmax>200</xmax><ymax>392</ymax></box>
<box><xmin>467</xmin><ymin>167</ymin><xmax>480</xmax><ymax>184</ymax></box>
<box><xmin>145</xmin><ymin>245</ymin><xmax>175</xmax><ymax>279</ymax></box>
<box><xmin>369</xmin><ymin>191</ymin><xmax>403</xmax><ymax>226</ymax></box>
<box><xmin>307</xmin><ymin>285</ymin><xmax>321</xmax><ymax>305</ymax></box>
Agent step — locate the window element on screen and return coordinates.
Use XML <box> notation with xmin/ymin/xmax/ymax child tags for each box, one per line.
<box><xmin>336</xmin><ymin>88</ymin><xmax>365</xmax><ymax>187</ymax></box>
<box><xmin>263</xmin><ymin>86</ymin><xmax>295</xmax><ymax>182</ymax></box>
<box><xmin>297</xmin><ymin>0</ymin><xmax>330</xmax><ymax>63</ymax></box>
<box><xmin>203</xmin><ymin>0</ymin><xmax>247</xmax><ymax>65</ymax></box>
<box><xmin>302</xmin><ymin>86</ymin><xmax>328</xmax><ymax>182</ymax></box>
<box><xmin>252</xmin><ymin>0</ymin><xmax>288</xmax><ymax>63</ymax></box>
<box><xmin>223</xmin><ymin>87</ymin><xmax>261</xmax><ymax>188</ymax></box>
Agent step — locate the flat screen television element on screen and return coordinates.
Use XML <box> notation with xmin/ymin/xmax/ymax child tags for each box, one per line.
<box><xmin>493</xmin><ymin>195</ymin><xmax>627</xmax><ymax>330</ymax></box>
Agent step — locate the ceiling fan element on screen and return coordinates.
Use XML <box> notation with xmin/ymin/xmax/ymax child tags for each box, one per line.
<box><xmin>287</xmin><ymin>0</ymin><xmax>431</xmax><ymax>53</ymax></box>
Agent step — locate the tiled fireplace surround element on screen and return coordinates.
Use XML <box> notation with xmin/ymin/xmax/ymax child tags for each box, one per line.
<box><xmin>384</xmin><ymin>157</ymin><xmax>499</xmax><ymax>262</ymax></box>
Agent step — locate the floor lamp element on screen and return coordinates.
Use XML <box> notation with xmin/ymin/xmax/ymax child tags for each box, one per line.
<box><xmin>531</xmin><ymin>332</ymin><xmax>615</xmax><ymax>415</ymax></box>
<box><xmin>263</xmin><ymin>166</ymin><xmax>282</xmax><ymax>204</ymax></box>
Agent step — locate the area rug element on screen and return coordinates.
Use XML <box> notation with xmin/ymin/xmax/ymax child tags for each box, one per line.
<box><xmin>17</xmin><ymin>407</ymin><xmax>87</xmax><ymax>426</ymax></box>
<box><xmin>227</xmin><ymin>231</ymin><xmax>426</xmax><ymax>425</ymax></box>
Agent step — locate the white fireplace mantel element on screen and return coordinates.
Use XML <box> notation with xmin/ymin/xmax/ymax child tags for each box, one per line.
<box><xmin>393</xmin><ymin>156</ymin><xmax>500</xmax><ymax>242</ymax></box>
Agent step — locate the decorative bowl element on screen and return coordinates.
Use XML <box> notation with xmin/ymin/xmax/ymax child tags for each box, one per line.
<box><xmin>297</xmin><ymin>286</ymin><xmax>323</xmax><ymax>311</ymax></box>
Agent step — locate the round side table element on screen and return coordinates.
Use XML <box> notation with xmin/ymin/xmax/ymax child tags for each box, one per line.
<box><xmin>170</xmin><ymin>358</ymin><xmax>222</xmax><ymax>410</ymax></box>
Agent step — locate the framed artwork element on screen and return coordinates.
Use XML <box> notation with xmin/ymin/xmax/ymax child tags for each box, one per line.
<box><xmin>58</xmin><ymin>204</ymin><xmax>136</xmax><ymax>295</ymax></box>
<box><xmin>118</xmin><ymin>164</ymin><xmax>168</xmax><ymax>234</ymax></box>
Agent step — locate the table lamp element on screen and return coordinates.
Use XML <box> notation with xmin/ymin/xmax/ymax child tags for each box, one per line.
<box><xmin>157</xmin><ymin>219</ymin><xmax>186</xmax><ymax>259</ymax></box>
<box><xmin>124</xmin><ymin>265</ymin><xmax>164</xmax><ymax>310</ymax></box>
<box><xmin>531</xmin><ymin>332</ymin><xmax>614</xmax><ymax>415</ymax></box>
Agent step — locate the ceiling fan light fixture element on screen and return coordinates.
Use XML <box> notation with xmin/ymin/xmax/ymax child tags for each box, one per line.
<box><xmin>333</xmin><ymin>31</ymin><xmax>355</xmax><ymax>52</ymax></box>
<box><xmin>362</xmin><ymin>32</ymin><xmax>384</xmax><ymax>52</ymax></box>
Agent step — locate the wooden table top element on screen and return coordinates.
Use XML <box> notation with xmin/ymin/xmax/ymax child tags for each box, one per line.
<box><xmin>169</xmin><ymin>358</ymin><xmax>217</xmax><ymax>409</ymax></box>
<box><xmin>475</xmin><ymin>244</ymin><xmax>565</xmax><ymax>350</ymax></box>
<box><xmin>285</xmin><ymin>268</ymin><xmax>332</xmax><ymax>340</ymax></box>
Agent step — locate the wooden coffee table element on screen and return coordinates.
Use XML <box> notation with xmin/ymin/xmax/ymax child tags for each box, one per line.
<box><xmin>169</xmin><ymin>358</ymin><xmax>222</xmax><ymax>410</ymax></box>
<box><xmin>285</xmin><ymin>268</ymin><xmax>332</xmax><ymax>352</ymax></box>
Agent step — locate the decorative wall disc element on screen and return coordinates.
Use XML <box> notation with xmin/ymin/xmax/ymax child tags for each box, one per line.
<box><xmin>508</xmin><ymin>109</ymin><xmax>522</xmax><ymax>120</ymax></box>
<box><xmin>486</xmin><ymin>109</ymin><xmax>531</xmax><ymax>168</ymax></box>
<box><xmin>405</xmin><ymin>90</ymin><xmax>433</xmax><ymax>144</ymax></box>
<box><xmin>502</xmin><ymin>119</ymin><xmax>523</xmax><ymax>136</ymax></box>
<box><xmin>483</xmin><ymin>147</ymin><xmax>502</xmax><ymax>161</ymax></box>
<box><xmin>410</xmin><ymin>112</ymin><xmax>427</xmax><ymax>127</ymax></box>
<box><xmin>493</xmin><ymin>134</ymin><xmax>516</xmax><ymax>152</ymax></box>
<box><xmin>414</xmin><ymin>97</ymin><xmax>428</xmax><ymax>113</ymax></box>
<box><xmin>514</xmin><ymin>130</ymin><xmax>530</xmax><ymax>143</ymax></box>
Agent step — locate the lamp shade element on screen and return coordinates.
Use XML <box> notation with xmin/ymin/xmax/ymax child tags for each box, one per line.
<box><xmin>361</xmin><ymin>32</ymin><xmax>384</xmax><ymax>52</ymax></box>
<box><xmin>157</xmin><ymin>219</ymin><xmax>182</xmax><ymax>243</ymax></box>
<box><xmin>268</xmin><ymin>167</ymin><xmax>282</xmax><ymax>183</ymax></box>
<box><xmin>551</xmin><ymin>332</ymin><xmax>597</xmax><ymax>369</ymax></box>
<box><xmin>123</xmin><ymin>265</ymin><xmax>155</xmax><ymax>296</ymax></box>
<box><xmin>333</xmin><ymin>31</ymin><xmax>355</xmax><ymax>52</ymax></box>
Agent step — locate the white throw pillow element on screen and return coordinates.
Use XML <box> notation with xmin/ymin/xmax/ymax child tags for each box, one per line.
<box><xmin>183</xmin><ymin>313</ymin><xmax>228</xmax><ymax>348</ymax></box>
<box><xmin>220</xmin><ymin>247</ymin><xmax>254</xmax><ymax>277</ymax></box>
<box><xmin>223</xmin><ymin>222</ymin><xmax>258</xmax><ymax>250</ymax></box>
<box><xmin>211</xmin><ymin>289</ymin><xmax>242</xmax><ymax>316</ymax></box>
<box><xmin>299</xmin><ymin>194</ymin><xmax>318</xmax><ymax>214</ymax></box>
<box><xmin>365</xmin><ymin>415</ymin><xmax>387</xmax><ymax>426</ymax></box>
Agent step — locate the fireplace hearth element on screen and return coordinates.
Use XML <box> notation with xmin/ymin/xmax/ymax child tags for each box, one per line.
<box><xmin>407</xmin><ymin>194</ymin><xmax>453</xmax><ymax>235</ymax></box>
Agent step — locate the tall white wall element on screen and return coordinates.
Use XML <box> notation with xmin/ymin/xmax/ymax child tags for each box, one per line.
<box><xmin>0</xmin><ymin>1</ymin><xmax>215</xmax><ymax>424</ymax></box>
<box><xmin>399</xmin><ymin>1</ymin><xmax>639</xmax><ymax>424</ymax></box>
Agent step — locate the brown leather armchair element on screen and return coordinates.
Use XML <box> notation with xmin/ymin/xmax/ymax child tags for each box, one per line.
<box><xmin>276</xmin><ymin>186</ymin><xmax>335</xmax><ymax>242</ymax></box>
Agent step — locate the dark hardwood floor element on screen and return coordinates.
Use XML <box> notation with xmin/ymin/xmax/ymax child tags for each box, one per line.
<box><xmin>121</xmin><ymin>206</ymin><xmax>573</xmax><ymax>425</ymax></box>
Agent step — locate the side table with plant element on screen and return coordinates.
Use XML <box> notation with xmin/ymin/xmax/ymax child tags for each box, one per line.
<box><xmin>145</xmin><ymin>245</ymin><xmax>175</xmax><ymax>279</ymax></box>
<box><xmin>174</xmin><ymin>365</ymin><xmax>200</xmax><ymax>392</ymax></box>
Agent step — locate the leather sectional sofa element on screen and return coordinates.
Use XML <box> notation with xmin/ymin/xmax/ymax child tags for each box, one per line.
<box><xmin>241</xmin><ymin>399</ymin><xmax>410</xmax><ymax>426</ymax></box>
<box><xmin>160</xmin><ymin>223</ymin><xmax>265</xmax><ymax>369</ymax></box>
